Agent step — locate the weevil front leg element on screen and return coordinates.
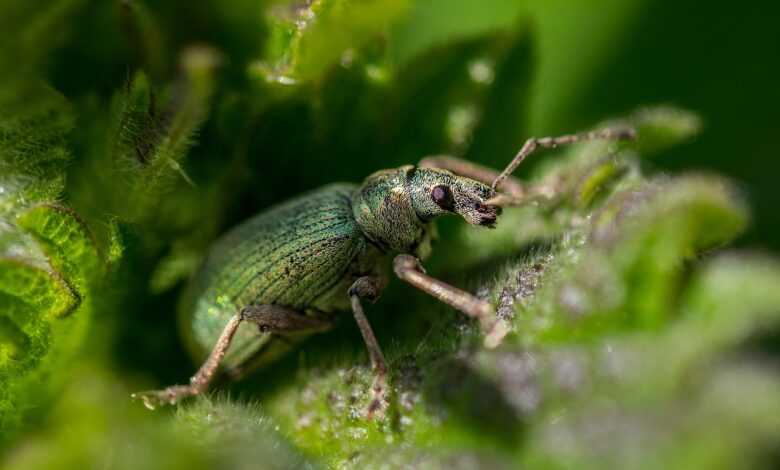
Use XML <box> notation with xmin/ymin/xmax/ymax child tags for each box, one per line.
<box><xmin>394</xmin><ymin>254</ymin><xmax>508</xmax><ymax>348</ymax></box>
<box><xmin>423</xmin><ymin>127</ymin><xmax>636</xmax><ymax>207</ymax></box>
<box><xmin>491</xmin><ymin>127</ymin><xmax>636</xmax><ymax>193</ymax></box>
<box><xmin>348</xmin><ymin>276</ymin><xmax>390</xmax><ymax>419</ymax></box>
<box><xmin>132</xmin><ymin>304</ymin><xmax>331</xmax><ymax>410</ymax></box>
<box><xmin>420</xmin><ymin>155</ymin><xmax>550</xmax><ymax>208</ymax></box>
<box><xmin>419</xmin><ymin>155</ymin><xmax>525</xmax><ymax>197</ymax></box>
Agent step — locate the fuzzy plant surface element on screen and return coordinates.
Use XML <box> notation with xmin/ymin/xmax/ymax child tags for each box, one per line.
<box><xmin>1</xmin><ymin>0</ymin><xmax>779</xmax><ymax>469</ymax></box>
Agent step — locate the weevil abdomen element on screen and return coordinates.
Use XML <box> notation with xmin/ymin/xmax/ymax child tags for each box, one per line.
<box><xmin>181</xmin><ymin>183</ymin><xmax>382</xmax><ymax>368</ymax></box>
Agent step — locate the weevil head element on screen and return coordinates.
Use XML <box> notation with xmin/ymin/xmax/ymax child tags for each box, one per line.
<box><xmin>352</xmin><ymin>165</ymin><xmax>500</xmax><ymax>253</ymax></box>
<box><xmin>407</xmin><ymin>167</ymin><xmax>501</xmax><ymax>227</ymax></box>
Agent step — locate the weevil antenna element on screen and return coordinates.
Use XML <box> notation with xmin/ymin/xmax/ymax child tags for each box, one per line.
<box><xmin>491</xmin><ymin>127</ymin><xmax>637</xmax><ymax>192</ymax></box>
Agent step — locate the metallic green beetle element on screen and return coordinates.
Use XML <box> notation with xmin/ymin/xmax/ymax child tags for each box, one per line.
<box><xmin>133</xmin><ymin>127</ymin><xmax>634</xmax><ymax>416</ymax></box>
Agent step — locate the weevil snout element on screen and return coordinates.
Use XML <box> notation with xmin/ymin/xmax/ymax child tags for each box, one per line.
<box><xmin>448</xmin><ymin>178</ymin><xmax>502</xmax><ymax>228</ymax></box>
<box><xmin>453</xmin><ymin>187</ymin><xmax>501</xmax><ymax>227</ymax></box>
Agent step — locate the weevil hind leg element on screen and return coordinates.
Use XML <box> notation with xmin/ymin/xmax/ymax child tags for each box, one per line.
<box><xmin>348</xmin><ymin>276</ymin><xmax>390</xmax><ymax>419</ymax></box>
<box><xmin>132</xmin><ymin>313</ymin><xmax>243</xmax><ymax>409</ymax></box>
<box><xmin>393</xmin><ymin>254</ymin><xmax>508</xmax><ymax>348</ymax></box>
<box><xmin>132</xmin><ymin>305</ymin><xmax>330</xmax><ymax>410</ymax></box>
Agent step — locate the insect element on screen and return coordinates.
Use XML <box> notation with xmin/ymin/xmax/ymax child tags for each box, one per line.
<box><xmin>132</xmin><ymin>127</ymin><xmax>635</xmax><ymax>416</ymax></box>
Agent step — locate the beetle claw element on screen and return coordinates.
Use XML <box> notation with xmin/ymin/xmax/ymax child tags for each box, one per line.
<box><xmin>131</xmin><ymin>391</ymin><xmax>163</xmax><ymax>410</ymax></box>
<box><xmin>365</xmin><ymin>374</ymin><xmax>388</xmax><ymax>420</ymax></box>
<box><xmin>132</xmin><ymin>391</ymin><xmax>167</xmax><ymax>410</ymax></box>
<box><xmin>484</xmin><ymin>194</ymin><xmax>522</xmax><ymax>207</ymax></box>
<box><xmin>132</xmin><ymin>385</ymin><xmax>192</xmax><ymax>410</ymax></box>
<box><xmin>483</xmin><ymin>318</ymin><xmax>510</xmax><ymax>349</ymax></box>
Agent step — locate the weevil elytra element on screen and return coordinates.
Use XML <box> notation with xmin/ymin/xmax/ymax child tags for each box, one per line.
<box><xmin>133</xmin><ymin>127</ymin><xmax>635</xmax><ymax>416</ymax></box>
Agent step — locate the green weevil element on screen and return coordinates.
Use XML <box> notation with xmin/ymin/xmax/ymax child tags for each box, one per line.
<box><xmin>133</xmin><ymin>127</ymin><xmax>635</xmax><ymax>416</ymax></box>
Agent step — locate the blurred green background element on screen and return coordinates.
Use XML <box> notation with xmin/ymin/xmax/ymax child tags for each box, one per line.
<box><xmin>2</xmin><ymin>0</ymin><xmax>780</xmax><ymax>468</ymax></box>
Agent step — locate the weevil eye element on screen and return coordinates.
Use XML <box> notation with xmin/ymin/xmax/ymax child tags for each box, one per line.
<box><xmin>431</xmin><ymin>185</ymin><xmax>455</xmax><ymax>211</ymax></box>
<box><xmin>259</xmin><ymin>324</ymin><xmax>270</xmax><ymax>333</ymax></box>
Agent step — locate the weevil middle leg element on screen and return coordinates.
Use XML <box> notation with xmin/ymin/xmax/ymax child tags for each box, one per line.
<box><xmin>348</xmin><ymin>276</ymin><xmax>389</xmax><ymax>419</ymax></box>
<box><xmin>132</xmin><ymin>304</ymin><xmax>333</xmax><ymax>409</ymax></box>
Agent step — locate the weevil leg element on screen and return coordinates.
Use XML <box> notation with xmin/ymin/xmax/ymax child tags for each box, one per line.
<box><xmin>419</xmin><ymin>155</ymin><xmax>525</xmax><ymax>197</ymax></box>
<box><xmin>132</xmin><ymin>305</ymin><xmax>328</xmax><ymax>410</ymax></box>
<box><xmin>420</xmin><ymin>155</ymin><xmax>552</xmax><ymax>208</ymax></box>
<box><xmin>491</xmin><ymin>127</ymin><xmax>636</xmax><ymax>192</ymax></box>
<box><xmin>393</xmin><ymin>254</ymin><xmax>508</xmax><ymax>348</ymax></box>
<box><xmin>132</xmin><ymin>313</ymin><xmax>242</xmax><ymax>409</ymax></box>
<box><xmin>348</xmin><ymin>276</ymin><xmax>389</xmax><ymax>419</ymax></box>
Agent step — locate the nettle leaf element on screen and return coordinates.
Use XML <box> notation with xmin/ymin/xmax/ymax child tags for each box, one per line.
<box><xmin>17</xmin><ymin>204</ymin><xmax>102</xmax><ymax>290</ymax></box>
<box><xmin>4</xmin><ymin>367</ymin><xmax>314</xmax><ymax>470</ymax></box>
<box><xmin>515</xmin><ymin>256</ymin><xmax>780</xmax><ymax>470</ymax></box>
<box><xmin>0</xmin><ymin>201</ymin><xmax>106</xmax><ymax>433</ymax></box>
<box><xmin>389</xmin><ymin>0</ymin><xmax>527</xmax><ymax>66</ymax></box>
<box><xmin>104</xmin><ymin>47</ymin><xmax>220</xmax><ymax>225</ymax></box>
<box><xmin>254</xmin><ymin>0</ymin><xmax>409</xmax><ymax>86</ymax></box>
<box><xmin>0</xmin><ymin>85</ymin><xmax>73</xmax><ymax>211</ymax></box>
<box><xmin>0</xmin><ymin>259</ymin><xmax>77</xmax><ymax>321</ymax></box>
<box><xmin>0</xmin><ymin>211</ymin><xmax>102</xmax><ymax>432</ymax></box>
<box><xmin>0</xmin><ymin>3</ymin><xmax>112</xmax><ymax>430</ymax></box>
<box><xmin>681</xmin><ymin>254</ymin><xmax>780</xmax><ymax>349</ymax></box>
<box><xmin>519</xmin><ymin>174</ymin><xmax>748</xmax><ymax>342</ymax></box>
<box><xmin>629</xmin><ymin>106</ymin><xmax>703</xmax><ymax>157</ymax></box>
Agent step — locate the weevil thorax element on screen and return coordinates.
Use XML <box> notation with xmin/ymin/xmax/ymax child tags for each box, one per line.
<box><xmin>352</xmin><ymin>165</ymin><xmax>500</xmax><ymax>254</ymax></box>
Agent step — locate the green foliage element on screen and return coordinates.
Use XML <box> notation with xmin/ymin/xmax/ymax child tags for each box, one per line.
<box><xmin>259</xmin><ymin>0</ymin><xmax>409</xmax><ymax>84</ymax></box>
<box><xmin>98</xmin><ymin>48</ymin><xmax>220</xmax><ymax>225</ymax></box>
<box><xmin>0</xmin><ymin>0</ymin><xmax>103</xmax><ymax>430</ymax></box>
<box><xmin>4</xmin><ymin>365</ymin><xmax>312</xmax><ymax>469</ymax></box>
<box><xmin>1</xmin><ymin>0</ymin><xmax>779</xmax><ymax>468</ymax></box>
<box><xmin>389</xmin><ymin>0</ymin><xmax>526</xmax><ymax>65</ymax></box>
<box><xmin>0</xmin><ymin>123</ymin><xmax>105</xmax><ymax>435</ymax></box>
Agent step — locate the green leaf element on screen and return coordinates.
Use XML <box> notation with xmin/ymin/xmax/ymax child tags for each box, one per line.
<box><xmin>5</xmin><ymin>365</ymin><xmax>315</xmax><ymax>469</ymax></box>
<box><xmin>0</xmin><ymin>204</ymin><xmax>104</xmax><ymax>432</ymax></box>
<box><xmin>0</xmin><ymin>85</ymin><xmax>72</xmax><ymax>211</ymax></box>
<box><xmin>629</xmin><ymin>106</ymin><xmax>703</xmax><ymax>157</ymax></box>
<box><xmin>0</xmin><ymin>7</ymin><xmax>114</xmax><ymax>432</ymax></box>
<box><xmin>527</xmin><ymin>174</ymin><xmax>749</xmax><ymax>341</ymax></box>
<box><xmin>389</xmin><ymin>0</ymin><xmax>527</xmax><ymax>66</ymax></box>
<box><xmin>255</xmin><ymin>0</ymin><xmax>409</xmax><ymax>85</ymax></box>
<box><xmin>0</xmin><ymin>259</ymin><xmax>77</xmax><ymax>320</ymax></box>
<box><xmin>105</xmin><ymin>47</ymin><xmax>220</xmax><ymax>224</ymax></box>
<box><xmin>17</xmin><ymin>204</ymin><xmax>102</xmax><ymax>290</ymax></box>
